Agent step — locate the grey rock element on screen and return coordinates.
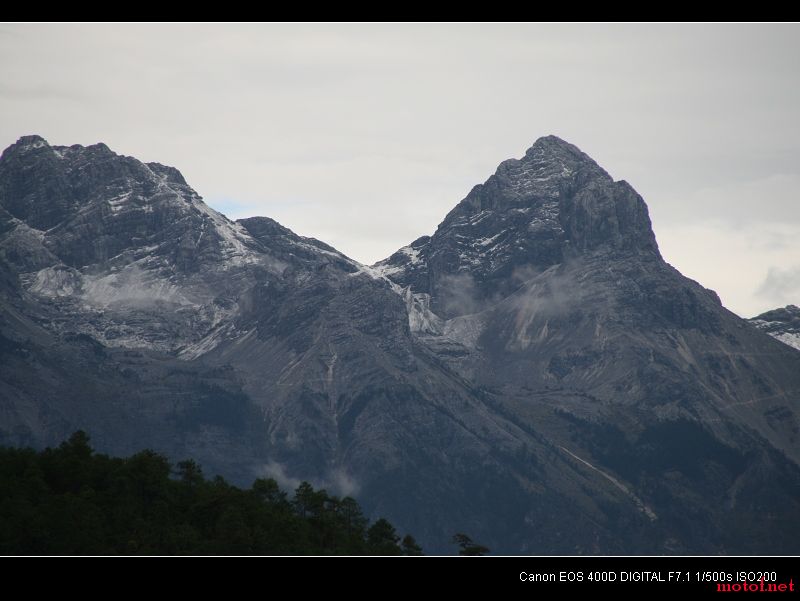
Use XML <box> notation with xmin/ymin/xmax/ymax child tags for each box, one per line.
<box><xmin>1</xmin><ymin>134</ymin><xmax>800</xmax><ymax>554</ymax></box>
<box><xmin>749</xmin><ymin>305</ymin><xmax>800</xmax><ymax>350</ymax></box>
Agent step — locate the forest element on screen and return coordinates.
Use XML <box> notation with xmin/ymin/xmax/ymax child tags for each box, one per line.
<box><xmin>0</xmin><ymin>432</ymin><xmax>425</xmax><ymax>555</ymax></box>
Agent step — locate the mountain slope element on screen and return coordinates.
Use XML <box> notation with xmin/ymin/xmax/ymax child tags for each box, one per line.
<box><xmin>373</xmin><ymin>136</ymin><xmax>800</xmax><ymax>552</ymax></box>
<box><xmin>1</xmin><ymin>134</ymin><xmax>799</xmax><ymax>554</ymax></box>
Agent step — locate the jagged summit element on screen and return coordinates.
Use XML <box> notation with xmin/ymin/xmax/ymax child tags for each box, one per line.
<box><xmin>451</xmin><ymin>135</ymin><xmax>611</xmax><ymax>218</ymax></box>
<box><xmin>0</xmin><ymin>134</ymin><xmax>366</xmax><ymax>354</ymax></box>
<box><xmin>14</xmin><ymin>134</ymin><xmax>48</xmax><ymax>146</ymax></box>
<box><xmin>523</xmin><ymin>134</ymin><xmax>606</xmax><ymax>169</ymax></box>
<box><xmin>0</xmin><ymin>135</ymin><xmax>289</xmax><ymax>351</ymax></box>
<box><xmin>375</xmin><ymin>136</ymin><xmax>658</xmax><ymax>317</ymax></box>
<box><xmin>527</xmin><ymin>133</ymin><xmax>578</xmax><ymax>149</ymax></box>
<box><xmin>5</xmin><ymin>135</ymin><xmax>172</xmax><ymax>173</ymax></box>
<box><xmin>2</xmin><ymin>134</ymin><xmax>50</xmax><ymax>158</ymax></box>
<box><xmin>4</xmin><ymin>134</ymin><xmax>110</xmax><ymax>157</ymax></box>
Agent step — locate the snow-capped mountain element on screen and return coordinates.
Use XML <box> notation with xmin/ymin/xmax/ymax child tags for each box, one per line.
<box><xmin>2</xmin><ymin>134</ymin><xmax>800</xmax><ymax>554</ymax></box>
<box><xmin>374</xmin><ymin>136</ymin><xmax>658</xmax><ymax>318</ymax></box>
<box><xmin>0</xmin><ymin>135</ymin><xmax>377</xmax><ymax>354</ymax></box>
<box><xmin>749</xmin><ymin>305</ymin><xmax>800</xmax><ymax>351</ymax></box>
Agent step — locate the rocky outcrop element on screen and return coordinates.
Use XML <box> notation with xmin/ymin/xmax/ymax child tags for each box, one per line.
<box><xmin>373</xmin><ymin>136</ymin><xmax>660</xmax><ymax>318</ymax></box>
<box><xmin>749</xmin><ymin>305</ymin><xmax>800</xmax><ymax>351</ymax></box>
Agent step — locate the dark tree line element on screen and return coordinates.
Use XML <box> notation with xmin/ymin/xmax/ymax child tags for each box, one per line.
<box><xmin>0</xmin><ymin>431</ymin><xmax>423</xmax><ymax>555</ymax></box>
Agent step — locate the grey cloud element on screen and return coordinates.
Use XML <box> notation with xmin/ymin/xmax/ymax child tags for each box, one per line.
<box><xmin>757</xmin><ymin>266</ymin><xmax>800</xmax><ymax>305</ymax></box>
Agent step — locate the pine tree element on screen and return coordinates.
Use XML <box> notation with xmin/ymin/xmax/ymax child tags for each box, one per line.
<box><xmin>452</xmin><ymin>532</ymin><xmax>490</xmax><ymax>556</ymax></box>
<box><xmin>367</xmin><ymin>518</ymin><xmax>402</xmax><ymax>555</ymax></box>
<box><xmin>401</xmin><ymin>534</ymin><xmax>423</xmax><ymax>555</ymax></box>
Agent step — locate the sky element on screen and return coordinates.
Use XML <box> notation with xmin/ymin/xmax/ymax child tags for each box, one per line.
<box><xmin>1</xmin><ymin>23</ymin><xmax>798</xmax><ymax>317</ymax></box>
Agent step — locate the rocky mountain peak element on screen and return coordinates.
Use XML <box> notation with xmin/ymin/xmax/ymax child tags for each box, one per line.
<box><xmin>448</xmin><ymin>135</ymin><xmax>611</xmax><ymax>219</ymax></box>
<box><xmin>7</xmin><ymin>134</ymin><xmax>50</xmax><ymax>152</ymax></box>
<box><xmin>0</xmin><ymin>136</ymin><xmax>280</xmax><ymax>351</ymax></box>
<box><xmin>0</xmin><ymin>135</ymin><xmax>220</xmax><ymax>257</ymax></box>
<box><xmin>0</xmin><ymin>135</ymin><xmax>61</xmax><ymax>166</ymax></box>
<box><xmin>524</xmin><ymin>134</ymin><xmax>605</xmax><ymax>169</ymax></box>
<box><xmin>0</xmin><ymin>135</ymin><xmax>377</xmax><ymax>355</ymax></box>
<box><xmin>375</xmin><ymin>136</ymin><xmax>659</xmax><ymax>317</ymax></box>
<box><xmin>2</xmin><ymin>135</ymin><xmax>112</xmax><ymax>163</ymax></box>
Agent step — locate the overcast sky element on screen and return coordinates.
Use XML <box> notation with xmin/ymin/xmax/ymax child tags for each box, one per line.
<box><xmin>1</xmin><ymin>23</ymin><xmax>798</xmax><ymax>317</ymax></box>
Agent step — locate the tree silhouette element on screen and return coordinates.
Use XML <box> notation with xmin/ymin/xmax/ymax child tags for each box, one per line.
<box><xmin>176</xmin><ymin>459</ymin><xmax>203</xmax><ymax>488</ymax></box>
<box><xmin>401</xmin><ymin>534</ymin><xmax>423</xmax><ymax>556</ymax></box>
<box><xmin>367</xmin><ymin>518</ymin><xmax>402</xmax><ymax>555</ymax></box>
<box><xmin>452</xmin><ymin>532</ymin><xmax>490</xmax><ymax>556</ymax></box>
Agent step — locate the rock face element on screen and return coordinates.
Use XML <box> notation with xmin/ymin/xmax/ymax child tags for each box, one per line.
<box><xmin>374</xmin><ymin>136</ymin><xmax>659</xmax><ymax>318</ymax></box>
<box><xmin>749</xmin><ymin>305</ymin><xmax>800</xmax><ymax>351</ymax></box>
<box><xmin>2</xmin><ymin>134</ymin><xmax>800</xmax><ymax>554</ymax></box>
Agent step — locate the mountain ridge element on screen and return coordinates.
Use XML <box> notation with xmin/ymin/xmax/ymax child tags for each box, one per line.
<box><xmin>2</xmin><ymin>134</ymin><xmax>799</xmax><ymax>554</ymax></box>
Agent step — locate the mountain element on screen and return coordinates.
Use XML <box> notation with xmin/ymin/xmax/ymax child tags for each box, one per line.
<box><xmin>1</xmin><ymin>134</ymin><xmax>799</xmax><ymax>554</ymax></box>
<box><xmin>749</xmin><ymin>305</ymin><xmax>800</xmax><ymax>351</ymax></box>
